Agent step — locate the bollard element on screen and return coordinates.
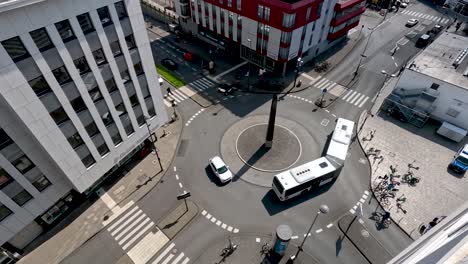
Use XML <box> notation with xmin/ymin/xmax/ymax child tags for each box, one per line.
<box><xmin>273</xmin><ymin>225</ymin><xmax>292</xmax><ymax>257</ymax></box>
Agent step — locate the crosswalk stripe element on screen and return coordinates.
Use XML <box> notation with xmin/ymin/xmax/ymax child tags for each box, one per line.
<box><xmin>427</xmin><ymin>15</ymin><xmax>434</xmax><ymax>20</ymax></box>
<box><xmin>422</xmin><ymin>14</ymin><xmax>430</xmax><ymax>19</ymax></box>
<box><xmin>402</xmin><ymin>10</ymin><xmax>408</xmax><ymax>14</ymax></box>
<box><xmin>114</xmin><ymin>213</ymin><xmax>146</xmax><ymax>239</ymax></box>
<box><xmin>199</xmin><ymin>78</ymin><xmax>214</xmax><ymax>86</ymax></box>
<box><xmin>167</xmin><ymin>94</ymin><xmax>181</xmax><ymax>103</ymax></box>
<box><xmin>108</xmin><ymin>206</ymin><xmax>140</xmax><ymax>231</ymax></box>
<box><xmin>349</xmin><ymin>93</ymin><xmax>363</xmax><ymax>104</ymax></box>
<box><xmin>173</xmin><ymin>89</ymin><xmax>188</xmax><ymax>99</ymax></box>
<box><xmin>345</xmin><ymin>91</ymin><xmax>358</xmax><ymax>102</ymax></box>
<box><xmin>161</xmin><ymin>254</ymin><xmax>174</xmax><ymax>264</ymax></box>
<box><xmin>181</xmin><ymin>258</ymin><xmax>190</xmax><ymax>264</ymax></box>
<box><xmin>122</xmin><ymin>221</ymin><xmax>155</xmax><ymax>250</ymax></box>
<box><xmin>442</xmin><ymin>18</ymin><xmax>449</xmax><ymax>24</ymax></box>
<box><xmin>169</xmin><ymin>92</ymin><xmax>184</xmax><ymax>102</ymax></box>
<box><xmin>316</xmin><ymin>79</ymin><xmax>329</xmax><ymax>89</ymax></box>
<box><xmin>353</xmin><ymin>94</ymin><xmax>366</xmax><ymax>106</ymax></box>
<box><xmin>358</xmin><ymin>96</ymin><xmax>369</xmax><ymax>108</ymax></box>
<box><xmin>407</xmin><ymin>11</ymin><xmax>415</xmax><ymax>15</ymax></box>
<box><xmin>322</xmin><ymin>82</ymin><xmax>336</xmax><ymax>90</ymax></box>
<box><xmin>342</xmin><ymin>90</ymin><xmax>354</xmax><ymax>100</ymax></box>
<box><xmin>172</xmin><ymin>253</ymin><xmax>185</xmax><ymax>264</ymax></box>
<box><xmin>118</xmin><ymin>218</ymin><xmax>152</xmax><ymax>246</ymax></box>
<box><xmin>435</xmin><ymin>17</ymin><xmax>442</xmax><ymax>22</ymax></box>
<box><xmin>152</xmin><ymin>243</ymin><xmax>175</xmax><ymax>264</ymax></box>
<box><xmin>164</xmin><ymin>100</ymin><xmax>171</xmax><ymax>107</ymax></box>
<box><xmin>111</xmin><ymin>210</ymin><xmax>144</xmax><ymax>237</ymax></box>
<box><xmin>416</xmin><ymin>13</ymin><xmax>423</xmax><ymax>17</ymax></box>
<box><xmin>315</xmin><ymin>78</ymin><xmax>328</xmax><ymax>87</ymax></box>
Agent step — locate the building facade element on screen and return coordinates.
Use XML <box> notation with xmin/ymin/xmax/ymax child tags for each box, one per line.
<box><xmin>382</xmin><ymin>32</ymin><xmax>468</xmax><ymax>130</ymax></box>
<box><xmin>0</xmin><ymin>0</ymin><xmax>167</xmax><ymax>250</ymax></box>
<box><xmin>174</xmin><ymin>0</ymin><xmax>365</xmax><ymax>73</ymax></box>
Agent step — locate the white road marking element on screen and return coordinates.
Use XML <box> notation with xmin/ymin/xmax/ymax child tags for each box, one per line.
<box><xmin>291</xmin><ymin>235</ymin><xmax>299</xmax><ymax>239</ymax></box>
<box><xmin>256</xmin><ymin>238</ymin><xmax>261</xmax><ymax>243</ymax></box>
<box><xmin>227</xmin><ymin>226</ymin><xmax>233</xmax><ymax>232</ymax></box>
<box><xmin>364</xmin><ymin>190</ymin><xmax>370</xmax><ymax>195</ymax></box>
<box><xmin>342</xmin><ymin>90</ymin><xmax>353</xmax><ymax>100</ymax></box>
<box><xmin>345</xmin><ymin>91</ymin><xmax>358</xmax><ymax>102</ymax></box>
<box><xmin>352</xmin><ymin>94</ymin><xmax>365</xmax><ymax>105</ymax></box>
<box><xmin>211</xmin><ymin>217</ymin><xmax>216</xmax><ymax>223</ymax></box>
<box><xmin>172</xmin><ymin>253</ymin><xmax>185</xmax><ymax>264</ymax></box>
<box><xmin>175</xmin><ymin>174</ymin><xmax>179</xmax><ymax>180</ymax></box>
<box><xmin>152</xmin><ymin>243</ymin><xmax>175</xmax><ymax>264</ymax></box>
<box><xmin>206</xmin><ymin>213</ymin><xmax>212</xmax><ymax>219</ymax></box>
<box><xmin>316</xmin><ymin>229</ymin><xmax>323</xmax><ymax>233</ymax></box>
<box><xmin>216</xmin><ymin>220</ymin><xmax>222</xmax><ymax>226</ymax></box>
<box><xmin>358</xmin><ymin>97</ymin><xmax>369</xmax><ymax>108</ymax></box>
<box><xmin>359</xmin><ymin>198</ymin><xmax>365</xmax><ymax>203</ymax></box>
<box><xmin>214</xmin><ymin>61</ymin><xmax>247</xmax><ymax>79</ymax></box>
<box><xmin>108</xmin><ymin>207</ymin><xmax>140</xmax><ymax>231</ymax></box>
<box><xmin>174</xmin><ymin>166</ymin><xmax>176</xmax><ymax>172</ymax></box>
<box><xmin>221</xmin><ymin>223</ymin><xmax>227</xmax><ymax>229</ymax></box>
<box><xmin>358</xmin><ymin>218</ymin><xmax>365</xmax><ymax>224</ymax></box>
<box><xmin>350</xmin><ymin>209</ymin><xmax>356</xmax><ymax>214</ymax></box>
<box><xmin>233</xmin><ymin>228</ymin><xmax>239</xmax><ymax>233</ymax></box>
<box><xmin>201</xmin><ymin>210</ymin><xmax>207</xmax><ymax>216</ymax></box>
<box><xmin>327</xmin><ymin>223</ymin><xmax>333</xmax><ymax>228</ymax></box>
<box><xmin>112</xmin><ymin>212</ymin><xmax>145</xmax><ymax>238</ymax></box>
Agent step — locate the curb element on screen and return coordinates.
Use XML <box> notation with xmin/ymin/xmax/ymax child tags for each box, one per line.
<box><xmin>355</xmin><ymin>109</ymin><xmax>414</xmax><ymax>241</ymax></box>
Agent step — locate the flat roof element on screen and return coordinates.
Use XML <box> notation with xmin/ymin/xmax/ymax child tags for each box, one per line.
<box><xmin>409</xmin><ymin>32</ymin><xmax>468</xmax><ymax>90</ymax></box>
<box><xmin>275</xmin><ymin>157</ymin><xmax>337</xmax><ymax>188</ymax></box>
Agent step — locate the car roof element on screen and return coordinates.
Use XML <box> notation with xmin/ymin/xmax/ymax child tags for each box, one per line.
<box><xmin>211</xmin><ymin>156</ymin><xmax>225</xmax><ymax>168</ymax></box>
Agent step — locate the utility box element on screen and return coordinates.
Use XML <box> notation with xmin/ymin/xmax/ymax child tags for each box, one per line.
<box><xmin>437</xmin><ymin>122</ymin><xmax>467</xmax><ymax>142</ymax></box>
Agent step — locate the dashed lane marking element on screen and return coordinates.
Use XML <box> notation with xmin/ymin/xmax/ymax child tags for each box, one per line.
<box><xmin>315</xmin><ymin>229</ymin><xmax>323</xmax><ymax>233</ymax></box>
<box><xmin>326</xmin><ymin>223</ymin><xmax>333</xmax><ymax>228</ymax></box>
<box><xmin>203</xmin><ymin>210</ymin><xmax>239</xmax><ymax>233</ymax></box>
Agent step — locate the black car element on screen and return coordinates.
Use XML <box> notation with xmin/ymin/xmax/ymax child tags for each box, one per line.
<box><xmin>161</xmin><ymin>58</ymin><xmax>178</xmax><ymax>70</ymax></box>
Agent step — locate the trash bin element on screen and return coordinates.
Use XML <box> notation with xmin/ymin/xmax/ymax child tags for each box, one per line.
<box><xmin>274</xmin><ymin>225</ymin><xmax>292</xmax><ymax>256</ymax></box>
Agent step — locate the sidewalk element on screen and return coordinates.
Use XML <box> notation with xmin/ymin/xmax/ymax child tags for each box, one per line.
<box><xmin>19</xmin><ymin>111</ymin><xmax>185</xmax><ymax>264</ymax></box>
<box><xmin>356</xmin><ymin>77</ymin><xmax>468</xmax><ymax>240</ymax></box>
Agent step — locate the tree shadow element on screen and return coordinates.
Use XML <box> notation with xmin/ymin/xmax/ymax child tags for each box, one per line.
<box><xmin>232</xmin><ymin>145</ymin><xmax>270</xmax><ymax>182</ymax></box>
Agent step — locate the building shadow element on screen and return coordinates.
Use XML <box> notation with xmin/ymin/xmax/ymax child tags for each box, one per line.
<box><xmin>232</xmin><ymin>145</ymin><xmax>270</xmax><ymax>182</ymax></box>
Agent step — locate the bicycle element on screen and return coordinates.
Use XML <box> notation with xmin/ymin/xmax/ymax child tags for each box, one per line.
<box><xmin>402</xmin><ymin>170</ymin><xmax>420</xmax><ymax>186</ymax></box>
<box><xmin>260</xmin><ymin>242</ymin><xmax>271</xmax><ymax>256</ymax></box>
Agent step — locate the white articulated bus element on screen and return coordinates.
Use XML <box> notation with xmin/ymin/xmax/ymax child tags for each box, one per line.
<box><xmin>272</xmin><ymin>118</ymin><xmax>355</xmax><ymax>201</ymax></box>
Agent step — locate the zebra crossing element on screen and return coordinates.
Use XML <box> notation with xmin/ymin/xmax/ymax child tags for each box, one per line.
<box><xmin>401</xmin><ymin>10</ymin><xmax>450</xmax><ymax>24</ymax></box>
<box><xmin>341</xmin><ymin>89</ymin><xmax>369</xmax><ymax>108</ymax></box>
<box><xmin>103</xmin><ymin>202</ymin><xmax>190</xmax><ymax>264</ymax></box>
<box><xmin>311</xmin><ymin>77</ymin><xmax>369</xmax><ymax>108</ymax></box>
<box><xmin>151</xmin><ymin>242</ymin><xmax>190</xmax><ymax>264</ymax></box>
<box><xmin>163</xmin><ymin>77</ymin><xmax>216</xmax><ymax>107</ymax></box>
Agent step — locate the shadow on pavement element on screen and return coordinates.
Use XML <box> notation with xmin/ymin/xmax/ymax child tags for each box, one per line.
<box><xmin>204</xmin><ymin>165</ymin><xmax>230</xmax><ymax>187</ymax></box>
<box><xmin>232</xmin><ymin>145</ymin><xmax>270</xmax><ymax>182</ymax></box>
<box><xmin>261</xmin><ymin>185</ymin><xmax>332</xmax><ymax>216</ymax></box>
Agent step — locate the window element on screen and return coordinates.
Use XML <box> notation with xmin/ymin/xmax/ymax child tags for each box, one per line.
<box><xmin>115</xmin><ymin>102</ymin><xmax>127</xmax><ymax>115</ymax></box>
<box><xmin>258</xmin><ymin>5</ymin><xmax>269</xmax><ymax>20</ymax></box>
<box><xmin>55</xmin><ymin>20</ymin><xmax>76</xmax><ymax>42</ymax></box>
<box><xmin>219</xmin><ymin>0</ymin><xmax>223</xmax><ymax>4</ymax></box>
<box><xmin>279</xmin><ymin>47</ymin><xmax>289</xmax><ymax>59</ymax></box>
<box><xmin>97</xmin><ymin>6</ymin><xmax>113</xmax><ymax>27</ymax></box>
<box><xmin>70</xmin><ymin>97</ymin><xmax>87</xmax><ymax>113</ymax></box>
<box><xmin>110</xmin><ymin>41</ymin><xmax>122</xmax><ymax>56</ymax></box>
<box><xmin>0</xmin><ymin>203</ymin><xmax>12</xmax><ymax>222</ymax></box>
<box><xmin>430</xmin><ymin>83</ymin><xmax>440</xmax><ymax>90</ymax></box>
<box><xmin>30</xmin><ymin>28</ymin><xmax>54</xmax><ymax>52</ymax></box>
<box><xmin>306</xmin><ymin>7</ymin><xmax>311</xmax><ymax>21</ymax></box>
<box><xmin>92</xmin><ymin>48</ymin><xmax>107</xmax><ymax>65</ymax></box>
<box><xmin>129</xmin><ymin>94</ymin><xmax>139</xmax><ymax>106</ymax></box>
<box><xmin>446</xmin><ymin>107</ymin><xmax>460</xmax><ymax>118</ymax></box>
<box><xmin>105</xmin><ymin>78</ymin><xmax>118</xmax><ymax>92</ymax></box>
<box><xmin>84</xmin><ymin>122</ymin><xmax>99</xmax><ymax>137</ymax></box>
<box><xmin>237</xmin><ymin>0</ymin><xmax>241</xmax><ymax>10</ymax></box>
<box><xmin>29</xmin><ymin>76</ymin><xmax>51</xmax><ymax>96</ymax></box>
<box><xmin>125</xmin><ymin>35</ymin><xmax>136</xmax><ymax>49</ymax></box>
<box><xmin>74</xmin><ymin>57</ymin><xmax>90</xmax><ymax>74</ymax></box>
<box><xmin>114</xmin><ymin>1</ymin><xmax>128</xmax><ymax>19</ymax></box>
<box><xmin>50</xmin><ymin>107</ymin><xmax>69</xmax><ymax>124</ymax></box>
<box><xmin>227</xmin><ymin>0</ymin><xmax>232</xmax><ymax>7</ymax></box>
<box><xmin>89</xmin><ymin>87</ymin><xmax>103</xmax><ymax>102</ymax></box>
<box><xmin>317</xmin><ymin>2</ymin><xmax>323</xmax><ymax>16</ymax></box>
<box><xmin>309</xmin><ymin>33</ymin><xmax>313</xmax><ymax>46</ymax></box>
<box><xmin>67</xmin><ymin>132</ymin><xmax>84</xmax><ymax>149</ymax></box>
<box><xmin>282</xmin><ymin>13</ymin><xmax>296</xmax><ymax>28</ymax></box>
<box><xmin>12</xmin><ymin>155</ymin><xmax>34</xmax><ymax>174</ymax></box>
<box><xmin>0</xmin><ymin>168</ymin><xmax>13</xmax><ymax>189</ymax></box>
<box><xmin>0</xmin><ymin>129</ymin><xmax>13</xmax><ymax>150</ymax></box>
<box><xmin>121</xmin><ymin>70</ymin><xmax>131</xmax><ymax>83</ymax></box>
<box><xmin>280</xmin><ymin>31</ymin><xmax>292</xmax><ymax>43</ymax></box>
<box><xmin>96</xmin><ymin>139</ymin><xmax>109</xmax><ymax>156</ymax></box>
<box><xmin>77</xmin><ymin>13</ymin><xmax>95</xmax><ymax>34</ymax></box>
<box><xmin>1</xmin><ymin>36</ymin><xmax>30</xmax><ymax>62</ymax></box>
<box><xmin>52</xmin><ymin>66</ymin><xmax>72</xmax><ymax>85</ymax></box>
<box><xmin>31</xmin><ymin>174</ymin><xmax>51</xmax><ymax>192</ymax></box>
<box><xmin>257</xmin><ymin>5</ymin><xmax>264</xmax><ymax>18</ymax></box>
<box><xmin>1</xmin><ymin>178</ymin><xmax>33</xmax><ymax>206</ymax></box>
<box><xmin>264</xmin><ymin>7</ymin><xmax>270</xmax><ymax>21</ymax></box>
<box><xmin>134</xmin><ymin>62</ymin><xmax>144</xmax><ymax>75</ymax></box>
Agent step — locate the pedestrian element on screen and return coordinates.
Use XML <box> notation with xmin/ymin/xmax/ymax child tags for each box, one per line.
<box><xmin>166</xmin><ymin>87</ymin><xmax>172</xmax><ymax>95</ymax></box>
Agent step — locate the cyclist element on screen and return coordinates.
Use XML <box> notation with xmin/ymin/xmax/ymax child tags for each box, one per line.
<box><xmin>382</xmin><ymin>211</ymin><xmax>391</xmax><ymax>222</ymax></box>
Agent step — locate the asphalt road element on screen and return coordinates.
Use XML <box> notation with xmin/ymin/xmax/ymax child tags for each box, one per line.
<box><xmin>63</xmin><ymin>1</ymin><xmax>451</xmax><ymax>263</ymax></box>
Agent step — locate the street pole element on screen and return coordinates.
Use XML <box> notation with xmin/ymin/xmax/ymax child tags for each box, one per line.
<box><xmin>291</xmin><ymin>205</ymin><xmax>329</xmax><ymax>263</ymax></box>
<box><xmin>247</xmin><ymin>39</ymin><xmax>252</xmax><ymax>91</ymax></box>
<box><xmin>145</xmin><ymin>117</ymin><xmax>163</xmax><ymax>172</ymax></box>
<box><xmin>265</xmin><ymin>94</ymin><xmax>278</xmax><ymax>148</ymax></box>
<box><xmin>353</xmin><ymin>27</ymin><xmax>375</xmax><ymax>80</ymax></box>
<box><xmin>293</xmin><ymin>57</ymin><xmax>303</xmax><ymax>87</ymax></box>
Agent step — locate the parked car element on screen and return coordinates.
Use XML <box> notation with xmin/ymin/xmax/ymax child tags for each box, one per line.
<box><xmin>449</xmin><ymin>144</ymin><xmax>468</xmax><ymax>174</ymax></box>
<box><xmin>161</xmin><ymin>58</ymin><xmax>178</xmax><ymax>70</ymax></box>
<box><xmin>209</xmin><ymin>156</ymin><xmax>233</xmax><ymax>183</ymax></box>
<box><xmin>400</xmin><ymin>2</ymin><xmax>408</xmax><ymax>8</ymax></box>
<box><xmin>406</xmin><ymin>19</ymin><xmax>419</xmax><ymax>27</ymax></box>
<box><xmin>416</xmin><ymin>34</ymin><xmax>431</xmax><ymax>48</ymax></box>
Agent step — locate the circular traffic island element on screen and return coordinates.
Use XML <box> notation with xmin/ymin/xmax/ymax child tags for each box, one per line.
<box><xmin>220</xmin><ymin>115</ymin><xmax>321</xmax><ymax>187</ymax></box>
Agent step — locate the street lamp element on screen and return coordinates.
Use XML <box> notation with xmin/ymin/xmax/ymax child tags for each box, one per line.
<box><xmin>293</xmin><ymin>57</ymin><xmax>303</xmax><ymax>87</ymax></box>
<box><xmin>247</xmin><ymin>38</ymin><xmax>252</xmax><ymax>91</ymax></box>
<box><xmin>144</xmin><ymin>116</ymin><xmax>163</xmax><ymax>171</ymax></box>
<box><xmin>290</xmin><ymin>204</ymin><xmax>329</xmax><ymax>263</ymax></box>
<box><xmin>353</xmin><ymin>27</ymin><xmax>375</xmax><ymax>80</ymax></box>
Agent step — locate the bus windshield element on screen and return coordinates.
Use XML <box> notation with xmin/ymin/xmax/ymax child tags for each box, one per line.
<box><xmin>273</xmin><ymin>177</ymin><xmax>284</xmax><ymax>194</ymax></box>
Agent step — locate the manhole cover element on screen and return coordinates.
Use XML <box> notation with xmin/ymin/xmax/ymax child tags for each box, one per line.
<box><xmin>361</xmin><ymin>230</ymin><xmax>370</xmax><ymax>238</ymax></box>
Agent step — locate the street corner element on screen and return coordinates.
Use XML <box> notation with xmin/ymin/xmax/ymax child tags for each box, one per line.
<box><xmin>157</xmin><ymin>199</ymin><xmax>199</xmax><ymax>239</ymax></box>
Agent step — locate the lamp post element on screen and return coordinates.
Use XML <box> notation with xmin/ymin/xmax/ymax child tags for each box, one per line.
<box><xmin>247</xmin><ymin>38</ymin><xmax>252</xmax><ymax>91</ymax></box>
<box><xmin>290</xmin><ymin>204</ymin><xmax>329</xmax><ymax>263</ymax></box>
<box><xmin>144</xmin><ymin>117</ymin><xmax>163</xmax><ymax>171</ymax></box>
<box><xmin>353</xmin><ymin>27</ymin><xmax>375</xmax><ymax>80</ymax></box>
<box><xmin>293</xmin><ymin>57</ymin><xmax>303</xmax><ymax>87</ymax></box>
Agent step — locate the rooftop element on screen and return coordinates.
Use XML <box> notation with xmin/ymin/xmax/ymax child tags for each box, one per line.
<box><xmin>409</xmin><ymin>32</ymin><xmax>468</xmax><ymax>90</ymax></box>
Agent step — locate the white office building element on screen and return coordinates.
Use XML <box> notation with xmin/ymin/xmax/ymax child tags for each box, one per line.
<box><xmin>0</xmin><ymin>0</ymin><xmax>167</xmax><ymax>251</ymax></box>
